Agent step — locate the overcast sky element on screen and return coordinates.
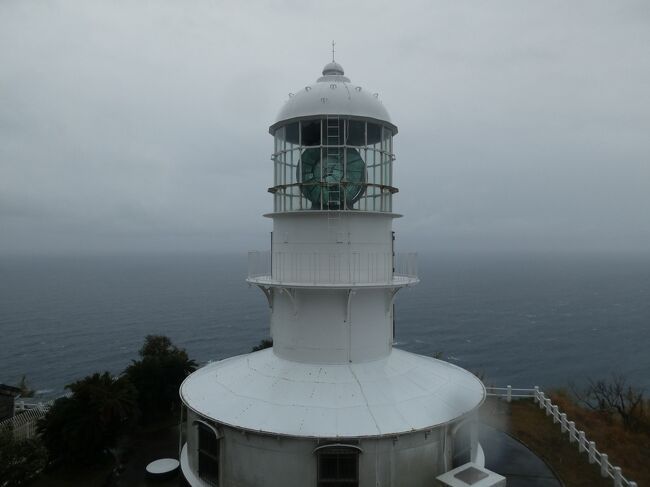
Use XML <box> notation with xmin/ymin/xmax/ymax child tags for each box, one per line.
<box><xmin>1</xmin><ymin>0</ymin><xmax>649</xmax><ymax>255</ymax></box>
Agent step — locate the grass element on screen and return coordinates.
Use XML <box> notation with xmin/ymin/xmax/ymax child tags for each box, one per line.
<box><xmin>482</xmin><ymin>396</ymin><xmax>648</xmax><ymax>487</ymax></box>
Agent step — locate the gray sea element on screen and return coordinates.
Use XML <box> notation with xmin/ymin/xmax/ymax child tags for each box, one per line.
<box><xmin>1</xmin><ymin>253</ymin><xmax>649</xmax><ymax>398</ymax></box>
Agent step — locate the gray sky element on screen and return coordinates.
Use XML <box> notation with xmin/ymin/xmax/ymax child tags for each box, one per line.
<box><xmin>1</xmin><ymin>0</ymin><xmax>649</xmax><ymax>255</ymax></box>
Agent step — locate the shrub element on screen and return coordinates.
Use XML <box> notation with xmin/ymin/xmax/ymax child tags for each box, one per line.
<box><xmin>0</xmin><ymin>426</ymin><xmax>47</xmax><ymax>486</ymax></box>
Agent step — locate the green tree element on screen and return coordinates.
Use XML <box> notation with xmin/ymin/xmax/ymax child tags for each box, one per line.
<box><xmin>0</xmin><ymin>426</ymin><xmax>47</xmax><ymax>486</ymax></box>
<box><xmin>124</xmin><ymin>335</ymin><xmax>196</xmax><ymax>420</ymax></box>
<box><xmin>37</xmin><ymin>372</ymin><xmax>137</xmax><ymax>464</ymax></box>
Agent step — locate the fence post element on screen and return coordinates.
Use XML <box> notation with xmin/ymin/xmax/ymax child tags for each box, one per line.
<box><xmin>600</xmin><ymin>453</ymin><xmax>609</xmax><ymax>477</ymax></box>
<box><xmin>578</xmin><ymin>431</ymin><xmax>586</xmax><ymax>452</ymax></box>
<box><xmin>534</xmin><ymin>386</ymin><xmax>540</xmax><ymax>404</ymax></box>
<box><xmin>545</xmin><ymin>398</ymin><xmax>552</xmax><ymax>416</ymax></box>
<box><xmin>552</xmin><ymin>405</ymin><xmax>560</xmax><ymax>423</ymax></box>
<box><xmin>588</xmin><ymin>442</ymin><xmax>596</xmax><ymax>464</ymax></box>
<box><xmin>568</xmin><ymin>421</ymin><xmax>576</xmax><ymax>442</ymax></box>
<box><xmin>613</xmin><ymin>467</ymin><xmax>622</xmax><ymax>487</ymax></box>
<box><xmin>507</xmin><ymin>385</ymin><xmax>512</xmax><ymax>403</ymax></box>
<box><xmin>560</xmin><ymin>413</ymin><xmax>567</xmax><ymax>432</ymax></box>
<box><xmin>629</xmin><ymin>482</ymin><xmax>638</xmax><ymax>487</ymax></box>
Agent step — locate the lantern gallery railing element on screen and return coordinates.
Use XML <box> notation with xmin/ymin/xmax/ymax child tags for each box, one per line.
<box><xmin>486</xmin><ymin>386</ymin><xmax>638</xmax><ymax>487</ymax></box>
<box><xmin>247</xmin><ymin>251</ymin><xmax>418</xmax><ymax>287</ymax></box>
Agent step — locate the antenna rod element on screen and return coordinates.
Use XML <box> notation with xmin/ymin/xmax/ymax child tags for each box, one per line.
<box><xmin>331</xmin><ymin>40</ymin><xmax>336</xmax><ymax>62</ymax></box>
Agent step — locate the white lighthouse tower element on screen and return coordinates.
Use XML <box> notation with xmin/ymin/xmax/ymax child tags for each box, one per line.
<box><xmin>179</xmin><ymin>60</ymin><xmax>486</xmax><ymax>487</ymax></box>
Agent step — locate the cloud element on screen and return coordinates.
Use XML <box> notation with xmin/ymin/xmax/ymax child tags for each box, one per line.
<box><xmin>1</xmin><ymin>0</ymin><xmax>649</xmax><ymax>254</ymax></box>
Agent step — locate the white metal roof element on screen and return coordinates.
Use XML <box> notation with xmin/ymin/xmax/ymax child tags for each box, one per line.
<box><xmin>180</xmin><ymin>348</ymin><xmax>485</xmax><ymax>438</ymax></box>
<box><xmin>270</xmin><ymin>62</ymin><xmax>396</xmax><ymax>133</ymax></box>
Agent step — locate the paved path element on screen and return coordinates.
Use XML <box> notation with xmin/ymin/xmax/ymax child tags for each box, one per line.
<box><xmin>482</xmin><ymin>425</ymin><xmax>562</xmax><ymax>487</ymax></box>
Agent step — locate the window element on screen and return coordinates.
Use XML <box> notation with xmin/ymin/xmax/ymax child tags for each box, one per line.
<box><xmin>347</xmin><ymin>120</ymin><xmax>365</xmax><ymax>146</ymax></box>
<box><xmin>316</xmin><ymin>445</ymin><xmax>360</xmax><ymax>487</ymax></box>
<box><xmin>366</xmin><ymin>123</ymin><xmax>382</xmax><ymax>145</ymax></box>
<box><xmin>285</xmin><ymin>122</ymin><xmax>300</xmax><ymax>145</ymax></box>
<box><xmin>301</xmin><ymin>120</ymin><xmax>321</xmax><ymax>146</ymax></box>
<box><xmin>197</xmin><ymin>422</ymin><xmax>220</xmax><ymax>486</ymax></box>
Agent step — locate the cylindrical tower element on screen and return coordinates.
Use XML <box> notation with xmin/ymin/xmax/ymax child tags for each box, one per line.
<box><xmin>252</xmin><ymin>60</ymin><xmax>417</xmax><ymax>364</ymax></box>
<box><xmin>179</xmin><ymin>61</ymin><xmax>486</xmax><ymax>487</ymax></box>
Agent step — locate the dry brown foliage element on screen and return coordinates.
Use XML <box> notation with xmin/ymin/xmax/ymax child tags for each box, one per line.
<box><xmin>551</xmin><ymin>390</ymin><xmax>650</xmax><ymax>487</ymax></box>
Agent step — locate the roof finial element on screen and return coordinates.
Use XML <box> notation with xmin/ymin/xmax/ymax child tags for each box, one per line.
<box><xmin>331</xmin><ymin>40</ymin><xmax>336</xmax><ymax>62</ymax></box>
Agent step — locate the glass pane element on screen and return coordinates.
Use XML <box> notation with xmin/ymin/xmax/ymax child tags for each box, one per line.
<box><xmin>367</xmin><ymin>123</ymin><xmax>381</xmax><ymax>145</ymax></box>
<box><xmin>318</xmin><ymin>449</ymin><xmax>359</xmax><ymax>487</ymax></box>
<box><xmin>338</xmin><ymin>454</ymin><xmax>358</xmax><ymax>480</ymax></box>
<box><xmin>347</xmin><ymin>120</ymin><xmax>365</xmax><ymax>146</ymax></box>
<box><xmin>301</xmin><ymin>120</ymin><xmax>321</xmax><ymax>146</ymax></box>
<box><xmin>198</xmin><ymin>424</ymin><xmax>219</xmax><ymax>486</ymax></box>
<box><xmin>319</xmin><ymin>455</ymin><xmax>338</xmax><ymax>479</ymax></box>
<box><xmin>299</xmin><ymin>148</ymin><xmax>366</xmax><ymax>209</ymax></box>
<box><xmin>286</xmin><ymin>122</ymin><xmax>299</xmax><ymax>145</ymax></box>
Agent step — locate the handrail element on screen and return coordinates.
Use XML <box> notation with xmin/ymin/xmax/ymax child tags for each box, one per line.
<box><xmin>247</xmin><ymin>250</ymin><xmax>418</xmax><ymax>285</ymax></box>
<box><xmin>0</xmin><ymin>397</ymin><xmax>60</xmax><ymax>440</ymax></box>
<box><xmin>486</xmin><ymin>386</ymin><xmax>638</xmax><ymax>487</ymax></box>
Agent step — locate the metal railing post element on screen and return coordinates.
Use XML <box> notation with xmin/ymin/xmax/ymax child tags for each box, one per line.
<box><xmin>545</xmin><ymin>398</ymin><xmax>552</xmax><ymax>415</ymax></box>
<box><xmin>600</xmin><ymin>453</ymin><xmax>609</xmax><ymax>477</ymax></box>
<box><xmin>560</xmin><ymin>413</ymin><xmax>567</xmax><ymax>431</ymax></box>
<box><xmin>578</xmin><ymin>431</ymin><xmax>586</xmax><ymax>452</ymax></box>
<box><xmin>613</xmin><ymin>467</ymin><xmax>622</xmax><ymax>487</ymax></box>
<box><xmin>588</xmin><ymin>442</ymin><xmax>597</xmax><ymax>464</ymax></box>
<box><xmin>552</xmin><ymin>405</ymin><xmax>560</xmax><ymax>423</ymax></box>
<box><xmin>568</xmin><ymin>421</ymin><xmax>576</xmax><ymax>442</ymax></box>
<box><xmin>507</xmin><ymin>385</ymin><xmax>512</xmax><ymax>403</ymax></box>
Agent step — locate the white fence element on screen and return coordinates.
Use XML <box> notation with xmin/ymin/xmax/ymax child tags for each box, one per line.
<box><xmin>0</xmin><ymin>400</ymin><xmax>53</xmax><ymax>441</ymax></box>
<box><xmin>248</xmin><ymin>250</ymin><xmax>418</xmax><ymax>285</ymax></box>
<box><xmin>486</xmin><ymin>386</ymin><xmax>637</xmax><ymax>487</ymax></box>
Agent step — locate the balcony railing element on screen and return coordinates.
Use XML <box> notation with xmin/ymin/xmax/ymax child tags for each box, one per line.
<box><xmin>487</xmin><ymin>386</ymin><xmax>638</xmax><ymax>487</ymax></box>
<box><xmin>248</xmin><ymin>250</ymin><xmax>418</xmax><ymax>286</ymax></box>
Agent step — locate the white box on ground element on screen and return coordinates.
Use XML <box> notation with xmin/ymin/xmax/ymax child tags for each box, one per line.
<box><xmin>436</xmin><ymin>462</ymin><xmax>506</xmax><ymax>487</ymax></box>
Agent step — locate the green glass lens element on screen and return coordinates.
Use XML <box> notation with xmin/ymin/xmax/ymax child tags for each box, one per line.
<box><xmin>299</xmin><ymin>148</ymin><xmax>366</xmax><ymax>209</ymax></box>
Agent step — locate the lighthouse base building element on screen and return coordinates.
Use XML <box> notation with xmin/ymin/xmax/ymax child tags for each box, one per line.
<box><xmin>179</xmin><ymin>61</ymin><xmax>496</xmax><ymax>486</ymax></box>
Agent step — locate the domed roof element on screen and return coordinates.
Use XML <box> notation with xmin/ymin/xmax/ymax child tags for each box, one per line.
<box><xmin>270</xmin><ymin>61</ymin><xmax>397</xmax><ymax>134</ymax></box>
<box><xmin>181</xmin><ymin>348</ymin><xmax>484</xmax><ymax>438</ymax></box>
<box><xmin>322</xmin><ymin>61</ymin><xmax>345</xmax><ymax>76</ymax></box>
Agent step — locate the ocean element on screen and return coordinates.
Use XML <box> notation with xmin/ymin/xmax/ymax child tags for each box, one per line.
<box><xmin>1</xmin><ymin>253</ymin><xmax>648</xmax><ymax>398</ymax></box>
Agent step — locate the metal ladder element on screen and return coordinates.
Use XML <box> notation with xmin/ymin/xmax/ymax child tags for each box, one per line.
<box><xmin>325</xmin><ymin>115</ymin><xmax>341</xmax><ymax>233</ymax></box>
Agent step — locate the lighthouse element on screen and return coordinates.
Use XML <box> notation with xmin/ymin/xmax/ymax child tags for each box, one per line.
<box><xmin>179</xmin><ymin>60</ymin><xmax>487</xmax><ymax>487</ymax></box>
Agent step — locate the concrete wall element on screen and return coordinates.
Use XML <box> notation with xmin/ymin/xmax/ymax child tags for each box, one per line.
<box><xmin>271</xmin><ymin>212</ymin><xmax>395</xmax><ymax>284</ymax></box>
<box><xmin>183</xmin><ymin>409</ymin><xmax>467</xmax><ymax>487</ymax></box>
<box><xmin>271</xmin><ymin>287</ymin><xmax>393</xmax><ymax>363</ymax></box>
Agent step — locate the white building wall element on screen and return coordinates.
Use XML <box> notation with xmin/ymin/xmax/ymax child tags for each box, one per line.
<box><xmin>183</xmin><ymin>411</ymin><xmax>462</xmax><ymax>487</ymax></box>
<box><xmin>271</xmin><ymin>212</ymin><xmax>395</xmax><ymax>285</ymax></box>
<box><xmin>271</xmin><ymin>287</ymin><xmax>393</xmax><ymax>363</ymax></box>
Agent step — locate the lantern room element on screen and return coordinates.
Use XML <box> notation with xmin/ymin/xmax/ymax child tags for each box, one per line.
<box><xmin>269</xmin><ymin>62</ymin><xmax>398</xmax><ymax>213</ymax></box>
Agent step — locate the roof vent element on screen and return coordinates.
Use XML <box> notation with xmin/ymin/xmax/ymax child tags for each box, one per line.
<box><xmin>322</xmin><ymin>62</ymin><xmax>344</xmax><ymax>76</ymax></box>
